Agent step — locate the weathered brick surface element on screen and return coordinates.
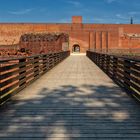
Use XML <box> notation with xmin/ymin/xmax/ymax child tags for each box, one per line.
<box><xmin>19</xmin><ymin>33</ymin><xmax>68</xmax><ymax>54</ymax></box>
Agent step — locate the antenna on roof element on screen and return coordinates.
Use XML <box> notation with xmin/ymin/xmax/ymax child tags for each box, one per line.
<box><xmin>130</xmin><ymin>17</ymin><xmax>133</xmax><ymax>24</ymax></box>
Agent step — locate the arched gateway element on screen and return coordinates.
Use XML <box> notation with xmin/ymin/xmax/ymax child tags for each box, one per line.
<box><xmin>72</xmin><ymin>44</ymin><xmax>80</xmax><ymax>53</ymax></box>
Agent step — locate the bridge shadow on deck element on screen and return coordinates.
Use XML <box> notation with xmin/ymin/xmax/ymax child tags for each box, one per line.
<box><xmin>0</xmin><ymin>84</ymin><xmax>140</xmax><ymax>140</ymax></box>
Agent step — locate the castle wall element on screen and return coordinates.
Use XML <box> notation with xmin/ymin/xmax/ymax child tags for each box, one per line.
<box><xmin>0</xmin><ymin>17</ymin><xmax>140</xmax><ymax>53</ymax></box>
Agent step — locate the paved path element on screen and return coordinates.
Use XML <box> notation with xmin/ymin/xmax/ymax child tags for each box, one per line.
<box><xmin>0</xmin><ymin>54</ymin><xmax>140</xmax><ymax>140</ymax></box>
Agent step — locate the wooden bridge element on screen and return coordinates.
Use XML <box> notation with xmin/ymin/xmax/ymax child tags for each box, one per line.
<box><xmin>0</xmin><ymin>51</ymin><xmax>140</xmax><ymax>140</ymax></box>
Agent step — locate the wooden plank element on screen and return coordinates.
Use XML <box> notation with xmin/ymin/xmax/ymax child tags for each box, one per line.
<box><xmin>132</xmin><ymin>64</ymin><xmax>140</xmax><ymax>71</ymax></box>
<box><xmin>130</xmin><ymin>81</ymin><xmax>140</xmax><ymax>92</ymax></box>
<box><xmin>0</xmin><ymin>63</ymin><xmax>19</xmax><ymax>72</ymax></box>
<box><xmin>1</xmin><ymin>82</ymin><xmax>19</xmax><ymax>96</ymax></box>
<box><xmin>0</xmin><ymin>76</ymin><xmax>19</xmax><ymax>88</ymax></box>
<box><xmin>130</xmin><ymin>75</ymin><xmax>140</xmax><ymax>85</ymax></box>
<box><xmin>0</xmin><ymin>69</ymin><xmax>19</xmax><ymax>80</ymax></box>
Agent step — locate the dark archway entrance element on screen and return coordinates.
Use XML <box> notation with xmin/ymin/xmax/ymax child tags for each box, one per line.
<box><xmin>72</xmin><ymin>44</ymin><xmax>80</xmax><ymax>53</ymax></box>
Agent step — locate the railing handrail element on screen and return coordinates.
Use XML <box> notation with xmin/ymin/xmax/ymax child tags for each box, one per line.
<box><xmin>87</xmin><ymin>51</ymin><xmax>140</xmax><ymax>62</ymax></box>
<box><xmin>0</xmin><ymin>51</ymin><xmax>69</xmax><ymax>63</ymax></box>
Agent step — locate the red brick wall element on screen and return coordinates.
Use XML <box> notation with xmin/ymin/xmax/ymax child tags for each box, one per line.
<box><xmin>19</xmin><ymin>33</ymin><xmax>68</xmax><ymax>54</ymax></box>
<box><xmin>0</xmin><ymin>18</ymin><xmax>140</xmax><ymax>53</ymax></box>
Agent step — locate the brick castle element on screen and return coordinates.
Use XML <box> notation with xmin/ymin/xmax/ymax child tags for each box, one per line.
<box><xmin>0</xmin><ymin>16</ymin><xmax>140</xmax><ymax>54</ymax></box>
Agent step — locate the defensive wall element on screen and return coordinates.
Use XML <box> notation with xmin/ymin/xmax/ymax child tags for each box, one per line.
<box><xmin>0</xmin><ymin>16</ymin><xmax>140</xmax><ymax>53</ymax></box>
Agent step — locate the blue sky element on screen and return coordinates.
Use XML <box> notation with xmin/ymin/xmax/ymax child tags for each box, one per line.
<box><xmin>0</xmin><ymin>0</ymin><xmax>140</xmax><ymax>23</ymax></box>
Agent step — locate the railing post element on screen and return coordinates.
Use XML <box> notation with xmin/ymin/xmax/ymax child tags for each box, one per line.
<box><xmin>19</xmin><ymin>58</ymin><xmax>26</xmax><ymax>89</ymax></box>
<box><xmin>55</xmin><ymin>53</ymin><xmax>59</xmax><ymax>64</ymax></box>
<box><xmin>95</xmin><ymin>52</ymin><xmax>97</xmax><ymax>64</ymax></box>
<box><xmin>34</xmin><ymin>56</ymin><xmax>40</xmax><ymax>79</ymax></box>
<box><xmin>107</xmin><ymin>55</ymin><xmax>111</xmax><ymax>75</ymax></box>
<box><xmin>48</xmin><ymin>53</ymin><xmax>54</xmax><ymax>69</ymax></box>
<box><xmin>113</xmin><ymin>56</ymin><xmax>118</xmax><ymax>80</ymax></box>
<box><xmin>99</xmin><ymin>53</ymin><xmax>101</xmax><ymax>67</ymax></box>
<box><xmin>51</xmin><ymin>53</ymin><xmax>55</xmax><ymax>68</ymax></box>
<box><xmin>39</xmin><ymin>55</ymin><xmax>43</xmax><ymax>75</ymax></box>
<box><xmin>99</xmin><ymin>53</ymin><xmax>102</xmax><ymax>67</ymax></box>
<box><xmin>57</xmin><ymin>52</ymin><xmax>61</xmax><ymax>63</ymax></box>
<box><xmin>96</xmin><ymin>53</ymin><xmax>98</xmax><ymax>65</ymax></box>
<box><xmin>0</xmin><ymin>63</ymin><xmax>2</xmax><ymax>104</ymax></box>
<box><xmin>123</xmin><ymin>59</ymin><xmax>131</xmax><ymax>92</ymax></box>
<box><xmin>42</xmin><ymin>54</ymin><xmax>47</xmax><ymax>73</ymax></box>
<box><xmin>101</xmin><ymin>54</ymin><xmax>105</xmax><ymax>69</ymax></box>
<box><xmin>90</xmin><ymin>51</ymin><xmax>93</xmax><ymax>61</ymax></box>
<box><xmin>104</xmin><ymin>54</ymin><xmax>107</xmax><ymax>72</ymax></box>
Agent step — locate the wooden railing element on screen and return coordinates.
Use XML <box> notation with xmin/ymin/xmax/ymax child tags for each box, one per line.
<box><xmin>0</xmin><ymin>51</ymin><xmax>70</xmax><ymax>105</ymax></box>
<box><xmin>87</xmin><ymin>51</ymin><xmax>140</xmax><ymax>101</ymax></box>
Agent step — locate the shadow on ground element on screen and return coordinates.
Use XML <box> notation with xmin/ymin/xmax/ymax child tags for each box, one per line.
<box><xmin>0</xmin><ymin>84</ymin><xmax>140</xmax><ymax>140</ymax></box>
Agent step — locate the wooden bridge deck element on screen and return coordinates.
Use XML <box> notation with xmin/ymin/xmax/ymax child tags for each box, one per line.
<box><xmin>0</xmin><ymin>54</ymin><xmax>140</xmax><ymax>140</ymax></box>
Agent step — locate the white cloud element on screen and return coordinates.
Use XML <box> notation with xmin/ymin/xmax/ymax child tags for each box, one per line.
<box><xmin>8</xmin><ymin>9</ymin><xmax>33</xmax><ymax>15</ymax></box>
<box><xmin>67</xmin><ymin>1</ymin><xmax>82</xmax><ymax>7</ymax></box>
<box><xmin>128</xmin><ymin>11</ymin><xmax>140</xmax><ymax>16</ymax></box>
<box><xmin>116</xmin><ymin>14</ymin><xmax>128</xmax><ymax>20</ymax></box>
